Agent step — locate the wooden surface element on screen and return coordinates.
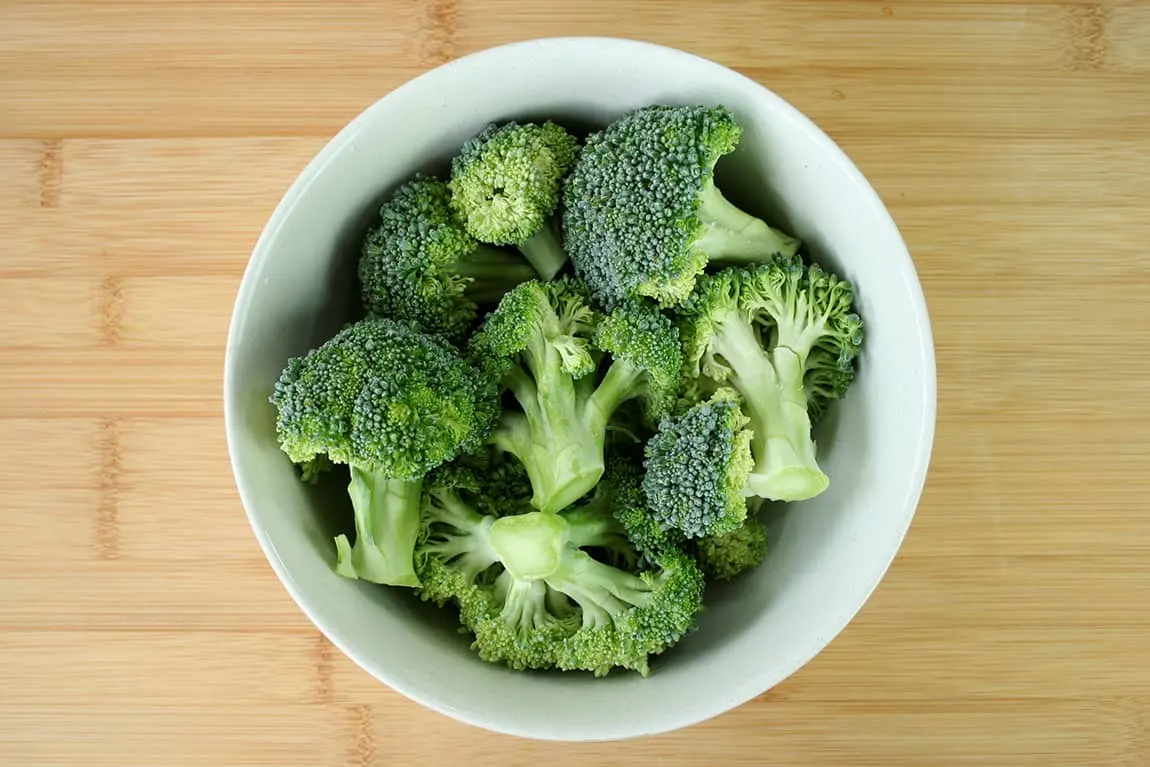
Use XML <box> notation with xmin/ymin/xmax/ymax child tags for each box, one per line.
<box><xmin>2</xmin><ymin>1</ymin><xmax>1149</xmax><ymax>764</ymax></box>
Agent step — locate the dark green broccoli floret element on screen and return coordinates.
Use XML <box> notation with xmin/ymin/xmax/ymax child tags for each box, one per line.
<box><xmin>359</xmin><ymin>176</ymin><xmax>538</xmax><ymax>341</ymax></box>
<box><xmin>469</xmin><ymin>279</ymin><xmax>681</xmax><ymax>513</ymax></box>
<box><xmin>450</xmin><ymin>121</ymin><xmax>579</xmax><ymax>281</ymax></box>
<box><xmin>270</xmin><ymin>318</ymin><xmax>496</xmax><ymax>587</ymax></box>
<box><xmin>414</xmin><ymin>469</ymin><xmax>704</xmax><ymax>676</ymax></box>
<box><xmin>678</xmin><ymin>258</ymin><xmax>862</xmax><ymax>502</ymax></box>
<box><xmin>695</xmin><ymin>514</ymin><xmax>769</xmax><ymax>581</ymax></box>
<box><xmin>642</xmin><ymin>389</ymin><xmax>754</xmax><ymax>539</ymax></box>
<box><xmin>563</xmin><ymin>104</ymin><xmax>800</xmax><ymax>309</ymax></box>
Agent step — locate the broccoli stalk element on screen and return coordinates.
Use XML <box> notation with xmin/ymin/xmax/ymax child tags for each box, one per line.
<box><xmin>359</xmin><ymin>176</ymin><xmax>537</xmax><ymax>342</ymax></box>
<box><xmin>471</xmin><ymin>280</ymin><xmax>681</xmax><ymax>513</ymax></box>
<box><xmin>333</xmin><ymin>470</ymin><xmax>424</xmax><ymax>585</ymax></box>
<box><xmin>450</xmin><ymin>121</ymin><xmax>579</xmax><ymax>281</ymax></box>
<box><xmin>563</xmin><ymin>104</ymin><xmax>801</xmax><ymax>308</ymax></box>
<box><xmin>694</xmin><ymin>176</ymin><xmax>800</xmax><ymax>264</ymax></box>
<box><xmin>269</xmin><ymin>318</ymin><xmax>496</xmax><ymax>587</ymax></box>
<box><xmin>706</xmin><ymin>316</ymin><xmax>824</xmax><ymax>500</ymax></box>
<box><xmin>415</xmin><ymin>471</ymin><xmax>703</xmax><ymax>676</ymax></box>
<box><xmin>679</xmin><ymin>259</ymin><xmax>862</xmax><ymax>502</ymax></box>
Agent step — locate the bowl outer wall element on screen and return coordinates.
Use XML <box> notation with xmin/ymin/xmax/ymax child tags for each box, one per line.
<box><xmin>224</xmin><ymin>36</ymin><xmax>937</xmax><ymax>741</ymax></box>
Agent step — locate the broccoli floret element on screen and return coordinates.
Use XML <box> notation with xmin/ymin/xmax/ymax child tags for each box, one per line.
<box><xmin>563</xmin><ymin>104</ymin><xmax>801</xmax><ymax>309</ymax></box>
<box><xmin>450</xmin><ymin>121</ymin><xmax>579</xmax><ymax>281</ymax></box>
<box><xmin>597</xmin><ymin>455</ymin><xmax>686</xmax><ymax>565</ymax></box>
<box><xmin>270</xmin><ymin>318</ymin><xmax>496</xmax><ymax>587</ymax></box>
<box><xmin>678</xmin><ymin>259</ymin><xmax>862</xmax><ymax>502</ymax></box>
<box><xmin>297</xmin><ymin>454</ymin><xmax>334</xmax><ymax>485</ymax></box>
<box><xmin>415</xmin><ymin>471</ymin><xmax>704</xmax><ymax>676</ymax></box>
<box><xmin>359</xmin><ymin>177</ymin><xmax>538</xmax><ymax>342</ymax></box>
<box><xmin>805</xmin><ymin>346</ymin><xmax>856</xmax><ymax>425</ymax></box>
<box><xmin>469</xmin><ymin>279</ymin><xmax>681</xmax><ymax>513</ymax></box>
<box><xmin>642</xmin><ymin>389</ymin><xmax>754</xmax><ymax>539</ymax></box>
<box><xmin>695</xmin><ymin>514</ymin><xmax>769</xmax><ymax>581</ymax></box>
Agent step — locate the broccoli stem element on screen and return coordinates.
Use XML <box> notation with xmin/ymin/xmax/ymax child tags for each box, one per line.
<box><xmin>457</xmin><ymin>245</ymin><xmax>539</xmax><ymax>303</ymax></box>
<box><xmin>587</xmin><ymin>359</ymin><xmax>643</xmax><ymax>426</ymax></box>
<box><xmin>713</xmin><ymin>319</ymin><xmax>829</xmax><ymax>502</ymax></box>
<box><xmin>333</xmin><ymin>468</ymin><xmax>422</xmax><ymax>587</ymax></box>
<box><xmin>694</xmin><ymin>178</ymin><xmax>801</xmax><ymax>263</ymax></box>
<box><xmin>516</xmin><ymin>219</ymin><xmax>568</xmax><ymax>281</ymax></box>
<box><xmin>545</xmin><ymin>549</ymin><xmax>653</xmax><ymax>629</ymax></box>
<box><xmin>489</xmin><ymin>511</ymin><xmax>570</xmax><ymax>581</ymax></box>
<box><xmin>494</xmin><ymin>356</ymin><xmax>604</xmax><ymax>514</ymax></box>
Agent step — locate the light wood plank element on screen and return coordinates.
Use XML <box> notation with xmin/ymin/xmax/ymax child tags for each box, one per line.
<box><xmin>3</xmin><ymin>1</ymin><xmax>1150</xmax><ymax>765</ymax></box>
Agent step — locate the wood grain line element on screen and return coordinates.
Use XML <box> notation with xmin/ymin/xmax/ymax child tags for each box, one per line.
<box><xmin>95</xmin><ymin>419</ymin><xmax>122</xmax><ymax>560</ymax></box>
<box><xmin>99</xmin><ymin>275</ymin><xmax>124</xmax><ymax>346</ymax></box>
<box><xmin>314</xmin><ymin>633</ymin><xmax>334</xmax><ymax>705</ymax></box>
<box><xmin>1063</xmin><ymin>4</ymin><xmax>1109</xmax><ymax>71</ymax></box>
<box><xmin>419</xmin><ymin>0</ymin><xmax>458</xmax><ymax>67</ymax></box>
<box><xmin>39</xmin><ymin>139</ymin><xmax>62</xmax><ymax>209</ymax></box>
<box><xmin>351</xmin><ymin>704</ymin><xmax>376</xmax><ymax>767</ymax></box>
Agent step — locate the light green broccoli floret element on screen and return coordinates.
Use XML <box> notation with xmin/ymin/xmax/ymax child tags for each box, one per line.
<box><xmin>449</xmin><ymin>121</ymin><xmax>579</xmax><ymax>281</ymax></box>
<box><xmin>641</xmin><ymin>388</ymin><xmax>754</xmax><ymax>539</ymax></box>
<box><xmin>563</xmin><ymin>104</ymin><xmax>800</xmax><ymax>308</ymax></box>
<box><xmin>469</xmin><ymin>279</ymin><xmax>681</xmax><ymax>513</ymax></box>
<box><xmin>269</xmin><ymin>318</ymin><xmax>496</xmax><ymax>587</ymax></box>
<box><xmin>359</xmin><ymin>176</ymin><xmax>537</xmax><ymax>341</ymax></box>
<box><xmin>695</xmin><ymin>515</ymin><xmax>769</xmax><ymax>581</ymax></box>
<box><xmin>414</xmin><ymin>469</ymin><xmax>704</xmax><ymax>676</ymax></box>
<box><xmin>678</xmin><ymin>258</ymin><xmax>863</xmax><ymax>502</ymax></box>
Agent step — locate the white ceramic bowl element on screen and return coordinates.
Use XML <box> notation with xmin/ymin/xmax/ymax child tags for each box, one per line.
<box><xmin>224</xmin><ymin>37</ymin><xmax>936</xmax><ymax>741</ymax></box>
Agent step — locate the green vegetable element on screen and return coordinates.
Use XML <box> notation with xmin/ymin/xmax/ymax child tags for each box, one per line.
<box><xmin>359</xmin><ymin>176</ymin><xmax>537</xmax><ymax>342</ymax></box>
<box><xmin>266</xmin><ymin>102</ymin><xmax>868</xmax><ymax>678</ymax></box>
<box><xmin>450</xmin><ymin>121</ymin><xmax>579</xmax><ymax>281</ymax></box>
<box><xmin>678</xmin><ymin>258</ymin><xmax>862</xmax><ymax>501</ymax></box>
<box><xmin>695</xmin><ymin>514</ymin><xmax>769</xmax><ymax>581</ymax></box>
<box><xmin>270</xmin><ymin>318</ymin><xmax>496</xmax><ymax>587</ymax></box>
<box><xmin>563</xmin><ymin>104</ymin><xmax>800</xmax><ymax>309</ymax></box>
<box><xmin>415</xmin><ymin>468</ymin><xmax>704</xmax><ymax>676</ymax></box>
<box><xmin>642</xmin><ymin>389</ymin><xmax>754</xmax><ymax>538</ymax></box>
<box><xmin>469</xmin><ymin>279</ymin><xmax>681</xmax><ymax>513</ymax></box>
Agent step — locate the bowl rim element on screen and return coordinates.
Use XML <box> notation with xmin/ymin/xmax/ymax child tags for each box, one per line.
<box><xmin>224</xmin><ymin>35</ymin><xmax>938</xmax><ymax>741</ymax></box>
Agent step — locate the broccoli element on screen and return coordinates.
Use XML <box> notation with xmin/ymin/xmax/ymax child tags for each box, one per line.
<box><xmin>597</xmin><ymin>454</ymin><xmax>686</xmax><ymax>566</ymax></box>
<box><xmin>269</xmin><ymin>318</ymin><xmax>496</xmax><ymax>587</ymax></box>
<box><xmin>450</xmin><ymin>121</ymin><xmax>579</xmax><ymax>281</ymax></box>
<box><xmin>469</xmin><ymin>279</ymin><xmax>681</xmax><ymax>513</ymax></box>
<box><xmin>358</xmin><ymin>176</ymin><xmax>538</xmax><ymax>342</ymax></box>
<box><xmin>563</xmin><ymin>104</ymin><xmax>801</xmax><ymax>309</ymax></box>
<box><xmin>695</xmin><ymin>514</ymin><xmax>769</xmax><ymax>582</ymax></box>
<box><xmin>641</xmin><ymin>389</ymin><xmax>754</xmax><ymax>539</ymax></box>
<box><xmin>678</xmin><ymin>258</ymin><xmax>862</xmax><ymax>502</ymax></box>
<box><xmin>415</xmin><ymin>469</ymin><xmax>704</xmax><ymax>676</ymax></box>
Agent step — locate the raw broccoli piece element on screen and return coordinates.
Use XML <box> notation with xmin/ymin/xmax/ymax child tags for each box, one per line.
<box><xmin>678</xmin><ymin>258</ymin><xmax>862</xmax><ymax>502</ymax></box>
<box><xmin>695</xmin><ymin>514</ymin><xmax>769</xmax><ymax>581</ymax></box>
<box><xmin>414</xmin><ymin>470</ymin><xmax>704</xmax><ymax>676</ymax></box>
<box><xmin>358</xmin><ymin>176</ymin><xmax>537</xmax><ymax>342</ymax></box>
<box><xmin>469</xmin><ymin>279</ymin><xmax>681</xmax><ymax>513</ymax></box>
<box><xmin>805</xmin><ymin>347</ymin><xmax>857</xmax><ymax>425</ymax></box>
<box><xmin>641</xmin><ymin>389</ymin><xmax>754</xmax><ymax>539</ymax></box>
<box><xmin>596</xmin><ymin>454</ymin><xmax>685</xmax><ymax>565</ymax></box>
<box><xmin>297</xmin><ymin>454</ymin><xmax>334</xmax><ymax>485</ymax></box>
<box><xmin>269</xmin><ymin>318</ymin><xmax>496</xmax><ymax>587</ymax></box>
<box><xmin>450</xmin><ymin>121</ymin><xmax>579</xmax><ymax>281</ymax></box>
<box><xmin>563</xmin><ymin>104</ymin><xmax>800</xmax><ymax>309</ymax></box>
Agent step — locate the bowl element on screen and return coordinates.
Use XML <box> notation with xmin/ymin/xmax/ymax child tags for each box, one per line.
<box><xmin>224</xmin><ymin>36</ymin><xmax>936</xmax><ymax>741</ymax></box>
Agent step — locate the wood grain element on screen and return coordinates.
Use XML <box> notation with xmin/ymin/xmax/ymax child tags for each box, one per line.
<box><xmin>2</xmin><ymin>1</ymin><xmax>1149</xmax><ymax>764</ymax></box>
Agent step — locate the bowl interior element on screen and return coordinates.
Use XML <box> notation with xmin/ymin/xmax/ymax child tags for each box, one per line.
<box><xmin>225</xmin><ymin>37</ymin><xmax>935</xmax><ymax>741</ymax></box>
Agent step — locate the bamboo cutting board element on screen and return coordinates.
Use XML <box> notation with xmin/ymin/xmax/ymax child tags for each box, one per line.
<box><xmin>2</xmin><ymin>2</ymin><xmax>1149</xmax><ymax>765</ymax></box>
